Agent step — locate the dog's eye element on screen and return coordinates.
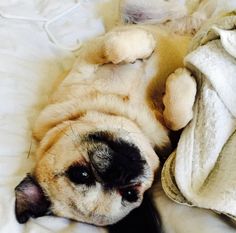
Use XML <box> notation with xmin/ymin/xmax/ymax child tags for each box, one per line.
<box><xmin>119</xmin><ymin>187</ymin><xmax>139</xmax><ymax>203</ymax></box>
<box><xmin>66</xmin><ymin>165</ymin><xmax>95</xmax><ymax>186</ymax></box>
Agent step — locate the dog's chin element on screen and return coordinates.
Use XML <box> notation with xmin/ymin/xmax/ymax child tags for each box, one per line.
<box><xmin>78</xmin><ymin>214</ymin><xmax>126</xmax><ymax>226</ymax></box>
<box><xmin>91</xmin><ymin>216</ymin><xmax>128</xmax><ymax>226</ymax></box>
<box><xmin>60</xmin><ymin>201</ymin><xmax>141</xmax><ymax>227</ymax></box>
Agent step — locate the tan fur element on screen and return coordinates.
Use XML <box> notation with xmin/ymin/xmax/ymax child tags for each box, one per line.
<box><xmin>30</xmin><ymin>25</ymin><xmax>196</xmax><ymax>225</ymax></box>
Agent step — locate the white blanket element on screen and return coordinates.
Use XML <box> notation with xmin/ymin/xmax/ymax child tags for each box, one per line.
<box><xmin>162</xmin><ymin>12</ymin><xmax>236</xmax><ymax>223</ymax></box>
<box><xmin>0</xmin><ymin>0</ymin><xmax>111</xmax><ymax>232</ymax></box>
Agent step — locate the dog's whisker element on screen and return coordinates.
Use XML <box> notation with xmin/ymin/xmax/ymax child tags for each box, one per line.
<box><xmin>69</xmin><ymin>122</ymin><xmax>78</xmax><ymax>140</ymax></box>
<box><xmin>27</xmin><ymin>139</ymin><xmax>33</xmax><ymax>159</ymax></box>
<box><xmin>56</xmin><ymin>127</ymin><xmax>81</xmax><ymax>151</ymax></box>
<box><xmin>48</xmin><ymin>151</ymin><xmax>57</xmax><ymax>156</ymax></box>
<box><xmin>68</xmin><ymin>121</ymin><xmax>85</xmax><ymax>155</ymax></box>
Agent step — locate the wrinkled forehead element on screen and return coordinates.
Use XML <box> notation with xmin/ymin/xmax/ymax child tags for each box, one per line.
<box><xmin>39</xmin><ymin>125</ymin><xmax>147</xmax><ymax>164</ymax></box>
<box><xmin>35</xmin><ymin>122</ymin><xmax>159</xmax><ymax>189</ymax></box>
<box><xmin>48</xmin><ymin>130</ymin><xmax>146</xmax><ymax>177</ymax></box>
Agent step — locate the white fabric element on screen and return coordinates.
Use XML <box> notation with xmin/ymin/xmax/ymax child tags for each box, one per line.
<box><xmin>0</xmin><ymin>0</ymin><xmax>109</xmax><ymax>232</ymax></box>
<box><xmin>162</xmin><ymin>13</ymin><xmax>236</xmax><ymax>223</ymax></box>
<box><xmin>152</xmin><ymin>182</ymin><xmax>236</xmax><ymax>233</ymax></box>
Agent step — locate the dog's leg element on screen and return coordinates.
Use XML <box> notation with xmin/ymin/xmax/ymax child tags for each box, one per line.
<box><xmin>77</xmin><ymin>27</ymin><xmax>155</xmax><ymax>66</ymax></box>
<box><xmin>103</xmin><ymin>27</ymin><xmax>156</xmax><ymax>64</ymax></box>
<box><xmin>163</xmin><ymin>68</ymin><xmax>197</xmax><ymax>131</ymax></box>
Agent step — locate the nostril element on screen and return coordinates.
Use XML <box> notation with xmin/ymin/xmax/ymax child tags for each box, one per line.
<box><xmin>88</xmin><ymin>145</ymin><xmax>112</xmax><ymax>173</ymax></box>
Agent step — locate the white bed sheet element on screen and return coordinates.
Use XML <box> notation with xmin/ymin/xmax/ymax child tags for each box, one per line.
<box><xmin>0</xmin><ymin>0</ymin><xmax>113</xmax><ymax>232</ymax></box>
<box><xmin>0</xmin><ymin>0</ymin><xmax>236</xmax><ymax>233</ymax></box>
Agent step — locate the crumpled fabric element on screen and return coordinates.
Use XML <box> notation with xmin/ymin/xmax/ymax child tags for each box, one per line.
<box><xmin>162</xmin><ymin>12</ymin><xmax>236</xmax><ymax>222</ymax></box>
<box><xmin>0</xmin><ymin>0</ymin><xmax>109</xmax><ymax>232</ymax></box>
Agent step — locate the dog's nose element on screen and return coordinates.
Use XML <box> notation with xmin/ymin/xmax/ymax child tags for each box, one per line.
<box><xmin>89</xmin><ymin>145</ymin><xmax>112</xmax><ymax>175</ymax></box>
<box><xmin>88</xmin><ymin>141</ymin><xmax>145</xmax><ymax>188</ymax></box>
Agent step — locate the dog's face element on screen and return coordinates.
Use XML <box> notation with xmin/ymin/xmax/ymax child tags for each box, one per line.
<box><xmin>15</xmin><ymin>119</ymin><xmax>160</xmax><ymax>226</ymax></box>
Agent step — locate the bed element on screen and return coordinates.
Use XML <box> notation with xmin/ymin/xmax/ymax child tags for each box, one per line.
<box><xmin>0</xmin><ymin>0</ymin><xmax>236</xmax><ymax>233</ymax></box>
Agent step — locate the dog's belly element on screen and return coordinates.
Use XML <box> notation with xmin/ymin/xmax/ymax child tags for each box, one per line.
<box><xmin>51</xmin><ymin>51</ymin><xmax>162</xmax><ymax>112</ymax></box>
<box><xmin>92</xmin><ymin>54</ymin><xmax>160</xmax><ymax>103</ymax></box>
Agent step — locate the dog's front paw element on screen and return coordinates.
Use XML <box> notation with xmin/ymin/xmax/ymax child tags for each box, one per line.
<box><xmin>103</xmin><ymin>28</ymin><xmax>155</xmax><ymax>64</ymax></box>
<box><xmin>163</xmin><ymin>68</ymin><xmax>196</xmax><ymax>131</ymax></box>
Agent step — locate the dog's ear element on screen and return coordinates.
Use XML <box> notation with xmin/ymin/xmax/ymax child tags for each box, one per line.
<box><xmin>15</xmin><ymin>175</ymin><xmax>51</xmax><ymax>224</ymax></box>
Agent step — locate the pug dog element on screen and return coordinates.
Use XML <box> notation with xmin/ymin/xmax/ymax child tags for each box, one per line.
<box><xmin>14</xmin><ymin>25</ymin><xmax>196</xmax><ymax>226</ymax></box>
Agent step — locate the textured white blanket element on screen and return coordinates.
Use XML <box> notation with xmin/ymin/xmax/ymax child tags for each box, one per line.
<box><xmin>162</xmin><ymin>12</ymin><xmax>236</xmax><ymax>223</ymax></box>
